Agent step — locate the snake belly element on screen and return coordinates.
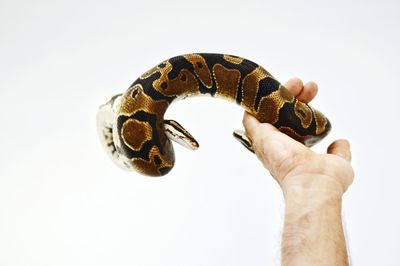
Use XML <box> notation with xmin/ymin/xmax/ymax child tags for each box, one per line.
<box><xmin>113</xmin><ymin>53</ymin><xmax>331</xmax><ymax>176</ymax></box>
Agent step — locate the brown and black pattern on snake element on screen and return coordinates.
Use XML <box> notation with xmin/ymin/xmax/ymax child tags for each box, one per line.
<box><xmin>115</xmin><ymin>53</ymin><xmax>331</xmax><ymax>176</ymax></box>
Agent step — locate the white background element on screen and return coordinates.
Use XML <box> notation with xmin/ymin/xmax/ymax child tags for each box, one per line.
<box><xmin>1</xmin><ymin>0</ymin><xmax>399</xmax><ymax>265</ymax></box>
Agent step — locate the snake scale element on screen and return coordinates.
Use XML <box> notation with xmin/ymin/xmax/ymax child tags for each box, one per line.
<box><xmin>97</xmin><ymin>53</ymin><xmax>331</xmax><ymax>176</ymax></box>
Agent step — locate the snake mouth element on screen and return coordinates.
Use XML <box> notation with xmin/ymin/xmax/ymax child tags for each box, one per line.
<box><xmin>304</xmin><ymin>119</ymin><xmax>332</xmax><ymax>147</ymax></box>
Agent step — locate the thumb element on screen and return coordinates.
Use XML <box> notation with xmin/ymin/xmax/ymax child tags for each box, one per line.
<box><xmin>242</xmin><ymin>111</ymin><xmax>279</xmax><ymax>141</ymax></box>
<box><xmin>327</xmin><ymin>139</ymin><xmax>352</xmax><ymax>162</ymax></box>
<box><xmin>242</xmin><ymin>111</ymin><xmax>260</xmax><ymax>140</ymax></box>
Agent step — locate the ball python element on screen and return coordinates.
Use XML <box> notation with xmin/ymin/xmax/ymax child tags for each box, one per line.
<box><xmin>97</xmin><ymin>53</ymin><xmax>331</xmax><ymax>176</ymax></box>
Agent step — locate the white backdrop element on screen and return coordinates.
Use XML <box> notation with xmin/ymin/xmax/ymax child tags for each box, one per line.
<box><xmin>1</xmin><ymin>0</ymin><xmax>399</xmax><ymax>265</ymax></box>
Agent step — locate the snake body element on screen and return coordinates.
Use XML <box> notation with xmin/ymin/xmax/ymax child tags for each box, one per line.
<box><xmin>97</xmin><ymin>53</ymin><xmax>331</xmax><ymax>176</ymax></box>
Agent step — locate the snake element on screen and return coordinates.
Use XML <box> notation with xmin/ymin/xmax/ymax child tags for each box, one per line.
<box><xmin>97</xmin><ymin>53</ymin><xmax>331</xmax><ymax>176</ymax></box>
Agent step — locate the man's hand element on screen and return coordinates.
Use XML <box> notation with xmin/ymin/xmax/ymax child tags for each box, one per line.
<box><xmin>242</xmin><ymin>78</ymin><xmax>354</xmax><ymax>197</ymax></box>
<box><xmin>243</xmin><ymin>78</ymin><xmax>354</xmax><ymax>266</ymax></box>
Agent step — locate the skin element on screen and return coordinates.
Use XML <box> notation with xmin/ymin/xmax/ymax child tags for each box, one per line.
<box><xmin>243</xmin><ymin>78</ymin><xmax>354</xmax><ymax>266</ymax></box>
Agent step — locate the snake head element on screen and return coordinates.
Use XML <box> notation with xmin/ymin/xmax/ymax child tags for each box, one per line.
<box><xmin>275</xmin><ymin>101</ymin><xmax>332</xmax><ymax>147</ymax></box>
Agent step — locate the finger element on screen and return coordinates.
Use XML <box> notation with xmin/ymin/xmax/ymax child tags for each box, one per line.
<box><xmin>327</xmin><ymin>139</ymin><xmax>352</xmax><ymax>162</ymax></box>
<box><xmin>284</xmin><ymin>77</ymin><xmax>303</xmax><ymax>97</ymax></box>
<box><xmin>242</xmin><ymin>111</ymin><xmax>260</xmax><ymax>139</ymax></box>
<box><xmin>297</xmin><ymin>81</ymin><xmax>318</xmax><ymax>103</ymax></box>
<box><xmin>243</xmin><ymin>112</ymin><xmax>283</xmax><ymax>149</ymax></box>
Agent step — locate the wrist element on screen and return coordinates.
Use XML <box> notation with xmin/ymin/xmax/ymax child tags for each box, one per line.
<box><xmin>281</xmin><ymin>174</ymin><xmax>344</xmax><ymax>202</ymax></box>
<box><xmin>281</xmin><ymin>174</ymin><xmax>347</xmax><ymax>266</ymax></box>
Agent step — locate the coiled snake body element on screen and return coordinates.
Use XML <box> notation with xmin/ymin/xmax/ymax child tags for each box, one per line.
<box><xmin>97</xmin><ymin>53</ymin><xmax>331</xmax><ymax>176</ymax></box>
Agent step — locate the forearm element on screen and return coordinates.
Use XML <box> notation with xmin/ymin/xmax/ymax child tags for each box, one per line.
<box><xmin>281</xmin><ymin>174</ymin><xmax>349</xmax><ymax>266</ymax></box>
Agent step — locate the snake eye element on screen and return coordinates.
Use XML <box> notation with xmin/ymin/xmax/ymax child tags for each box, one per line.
<box><xmin>160</xmin><ymin>81</ymin><xmax>168</xmax><ymax>90</ymax></box>
<box><xmin>180</xmin><ymin>73</ymin><xmax>187</xmax><ymax>82</ymax></box>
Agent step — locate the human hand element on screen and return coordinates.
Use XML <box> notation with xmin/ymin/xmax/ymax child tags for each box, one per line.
<box><xmin>243</xmin><ymin>78</ymin><xmax>354</xmax><ymax>197</ymax></box>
